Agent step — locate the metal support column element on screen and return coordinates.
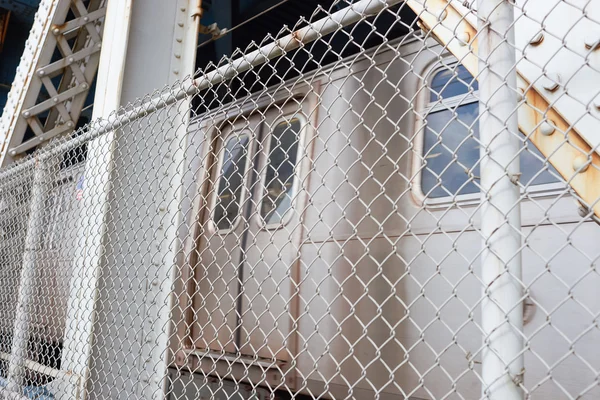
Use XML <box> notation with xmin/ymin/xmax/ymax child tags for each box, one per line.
<box><xmin>6</xmin><ymin>158</ymin><xmax>49</xmax><ymax>395</ymax></box>
<box><xmin>477</xmin><ymin>0</ymin><xmax>524</xmax><ymax>399</ymax></box>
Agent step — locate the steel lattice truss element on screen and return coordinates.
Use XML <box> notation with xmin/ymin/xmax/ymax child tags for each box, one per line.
<box><xmin>0</xmin><ymin>0</ymin><xmax>106</xmax><ymax>166</ymax></box>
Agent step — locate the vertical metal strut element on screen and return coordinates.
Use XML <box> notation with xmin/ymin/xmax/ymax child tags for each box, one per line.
<box><xmin>477</xmin><ymin>0</ymin><xmax>525</xmax><ymax>399</ymax></box>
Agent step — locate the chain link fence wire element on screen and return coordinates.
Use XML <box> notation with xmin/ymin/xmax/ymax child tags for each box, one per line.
<box><xmin>1</xmin><ymin>0</ymin><xmax>600</xmax><ymax>399</ymax></box>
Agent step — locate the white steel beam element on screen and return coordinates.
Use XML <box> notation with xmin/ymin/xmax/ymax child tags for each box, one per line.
<box><xmin>63</xmin><ymin>1</ymin><xmax>200</xmax><ymax>399</ymax></box>
<box><xmin>59</xmin><ymin>0</ymin><xmax>133</xmax><ymax>399</ymax></box>
<box><xmin>6</xmin><ymin>158</ymin><xmax>51</xmax><ymax>394</ymax></box>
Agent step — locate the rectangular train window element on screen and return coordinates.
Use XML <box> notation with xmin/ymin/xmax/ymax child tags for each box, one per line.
<box><xmin>260</xmin><ymin>118</ymin><xmax>301</xmax><ymax>225</ymax></box>
<box><xmin>213</xmin><ymin>133</ymin><xmax>250</xmax><ymax>230</ymax></box>
<box><xmin>420</xmin><ymin>63</ymin><xmax>561</xmax><ymax>199</ymax></box>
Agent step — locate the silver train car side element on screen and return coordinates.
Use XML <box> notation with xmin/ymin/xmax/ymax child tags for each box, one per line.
<box><xmin>169</xmin><ymin>37</ymin><xmax>600</xmax><ymax>400</ymax></box>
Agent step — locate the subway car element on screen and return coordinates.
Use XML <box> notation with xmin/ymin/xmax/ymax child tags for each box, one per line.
<box><xmin>166</xmin><ymin>34</ymin><xmax>600</xmax><ymax>400</ymax></box>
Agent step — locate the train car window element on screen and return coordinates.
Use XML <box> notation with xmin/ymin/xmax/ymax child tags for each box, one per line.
<box><xmin>213</xmin><ymin>133</ymin><xmax>250</xmax><ymax>230</ymax></box>
<box><xmin>41</xmin><ymin>178</ymin><xmax>73</xmax><ymax>250</ymax></box>
<box><xmin>421</xmin><ymin>64</ymin><xmax>560</xmax><ymax>199</ymax></box>
<box><xmin>260</xmin><ymin>119</ymin><xmax>301</xmax><ymax>225</ymax></box>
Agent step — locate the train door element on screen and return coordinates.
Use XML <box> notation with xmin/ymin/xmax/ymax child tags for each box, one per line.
<box><xmin>192</xmin><ymin>101</ymin><xmax>308</xmax><ymax>362</ymax></box>
<box><xmin>237</xmin><ymin>107</ymin><xmax>306</xmax><ymax>361</ymax></box>
<box><xmin>192</xmin><ymin>115</ymin><xmax>261</xmax><ymax>355</ymax></box>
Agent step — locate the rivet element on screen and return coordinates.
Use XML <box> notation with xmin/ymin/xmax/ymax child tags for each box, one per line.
<box><xmin>542</xmin><ymin>73</ymin><xmax>561</xmax><ymax>92</ymax></box>
<box><xmin>81</xmin><ymin>83</ymin><xmax>89</xmax><ymax>89</ymax></box>
<box><xmin>37</xmin><ymin>70</ymin><xmax>45</xmax><ymax>76</ymax></box>
<box><xmin>97</xmin><ymin>43</ymin><xmax>102</xmax><ymax>49</ymax></box>
<box><xmin>176</xmin><ymin>37</ymin><xmax>183</xmax><ymax>43</ymax></box>
<box><xmin>539</xmin><ymin>121</ymin><xmax>555</xmax><ymax>136</ymax></box>
<box><xmin>67</xmin><ymin>57</ymin><xmax>74</xmax><ymax>63</ymax></box>
<box><xmin>174</xmin><ymin>53</ymin><xmax>181</xmax><ymax>59</ymax></box>
<box><xmin>52</xmin><ymin>28</ymin><xmax>60</xmax><ymax>35</ymax></box>
<box><xmin>173</xmin><ymin>69</ymin><xmax>179</xmax><ymax>75</ymax></box>
<box><xmin>529</xmin><ymin>32</ymin><xmax>544</xmax><ymax>46</ymax></box>
<box><xmin>178</xmin><ymin>21</ymin><xmax>184</xmax><ymax>27</ymax></box>
<box><xmin>66</xmin><ymin>121</ymin><xmax>74</xmax><ymax>128</ymax></box>
<box><xmin>584</xmin><ymin>34</ymin><xmax>600</xmax><ymax>50</ymax></box>
<box><xmin>457</xmin><ymin>32</ymin><xmax>470</xmax><ymax>46</ymax></box>
<box><xmin>22</xmin><ymin>111</ymin><xmax>30</xmax><ymax>118</ymax></box>
<box><xmin>53</xmin><ymin>97</ymin><xmax>59</xmax><ymax>103</ymax></box>
<box><xmin>83</xmin><ymin>16</ymin><xmax>89</xmax><ymax>22</ymax></box>
<box><xmin>39</xmin><ymin>137</ymin><xmax>44</xmax><ymax>142</ymax></box>
<box><xmin>573</xmin><ymin>155</ymin><xmax>590</xmax><ymax>172</ymax></box>
<box><xmin>152</xmin><ymin>280</ymin><xmax>159</xmax><ymax>286</ymax></box>
<box><xmin>9</xmin><ymin>150</ymin><xmax>16</xmax><ymax>156</ymax></box>
<box><xmin>180</xmin><ymin>7</ymin><xmax>186</xmax><ymax>12</ymax></box>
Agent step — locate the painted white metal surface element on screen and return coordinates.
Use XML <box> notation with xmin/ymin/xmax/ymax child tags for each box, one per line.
<box><xmin>59</xmin><ymin>1</ymin><xmax>133</xmax><ymax>399</ymax></box>
<box><xmin>513</xmin><ymin>0</ymin><xmax>600</xmax><ymax>150</ymax></box>
<box><xmin>6</xmin><ymin>159</ymin><xmax>49</xmax><ymax>394</ymax></box>
<box><xmin>141</xmin><ymin>1</ymin><xmax>200</xmax><ymax>399</ymax></box>
<box><xmin>66</xmin><ymin>1</ymin><xmax>200</xmax><ymax>399</ymax></box>
<box><xmin>0</xmin><ymin>0</ymin><xmax>107</xmax><ymax>167</ymax></box>
<box><xmin>477</xmin><ymin>1</ymin><xmax>524</xmax><ymax>398</ymax></box>
<box><xmin>0</xmin><ymin>0</ymin><xmax>61</xmax><ymax>165</ymax></box>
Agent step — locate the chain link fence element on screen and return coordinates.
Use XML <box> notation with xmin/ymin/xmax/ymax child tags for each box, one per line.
<box><xmin>1</xmin><ymin>0</ymin><xmax>600</xmax><ymax>399</ymax></box>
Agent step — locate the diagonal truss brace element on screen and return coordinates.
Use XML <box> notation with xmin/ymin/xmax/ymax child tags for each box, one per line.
<box><xmin>0</xmin><ymin>0</ymin><xmax>107</xmax><ymax>167</ymax></box>
<box><xmin>406</xmin><ymin>0</ymin><xmax>600</xmax><ymax>218</ymax></box>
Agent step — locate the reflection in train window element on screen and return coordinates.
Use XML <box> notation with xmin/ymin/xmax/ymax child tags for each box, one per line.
<box><xmin>261</xmin><ymin>119</ymin><xmax>301</xmax><ymax>225</ymax></box>
<box><xmin>421</xmin><ymin>64</ymin><xmax>560</xmax><ymax>199</ymax></box>
<box><xmin>41</xmin><ymin>178</ymin><xmax>73</xmax><ymax>250</ymax></box>
<box><xmin>213</xmin><ymin>133</ymin><xmax>250</xmax><ymax>230</ymax></box>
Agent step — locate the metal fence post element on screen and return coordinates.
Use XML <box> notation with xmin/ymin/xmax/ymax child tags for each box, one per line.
<box><xmin>477</xmin><ymin>0</ymin><xmax>524</xmax><ymax>399</ymax></box>
<box><xmin>6</xmin><ymin>157</ymin><xmax>49</xmax><ymax>395</ymax></box>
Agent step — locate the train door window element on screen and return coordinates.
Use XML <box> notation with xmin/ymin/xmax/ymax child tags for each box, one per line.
<box><xmin>213</xmin><ymin>133</ymin><xmax>251</xmax><ymax>230</ymax></box>
<box><xmin>260</xmin><ymin>118</ymin><xmax>301</xmax><ymax>225</ymax></box>
<box><xmin>419</xmin><ymin>63</ymin><xmax>561</xmax><ymax>200</ymax></box>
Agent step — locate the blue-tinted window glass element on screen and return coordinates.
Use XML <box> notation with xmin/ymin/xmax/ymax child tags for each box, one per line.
<box><xmin>421</xmin><ymin>103</ymin><xmax>560</xmax><ymax>198</ymax></box>
<box><xmin>214</xmin><ymin>134</ymin><xmax>250</xmax><ymax>229</ymax></box>
<box><xmin>261</xmin><ymin>119</ymin><xmax>301</xmax><ymax>224</ymax></box>
<box><xmin>422</xmin><ymin>103</ymin><xmax>480</xmax><ymax>197</ymax></box>
<box><xmin>430</xmin><ymin>65</ymin><xmax>479</xmax><ymax>102</ymax></box>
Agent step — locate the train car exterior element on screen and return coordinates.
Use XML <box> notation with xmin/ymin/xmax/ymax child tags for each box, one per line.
<box><xmin>167</xmin><ymin>35</ymin><xmax>600</xmax><ymax>400</ymax></box>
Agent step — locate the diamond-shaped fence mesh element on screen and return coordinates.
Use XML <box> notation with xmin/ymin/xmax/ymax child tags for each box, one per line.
<box><xmin>1</xmin><ymin>0</ymin><xmax>600</xmax><ymax>399</ymax></box>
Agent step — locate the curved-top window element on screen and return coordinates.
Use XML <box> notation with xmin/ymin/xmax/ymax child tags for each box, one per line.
<box><xmin>260</xmin><ymin>119</ymin><xmax>301</xmax><ymax>225</ymax></box>
<box><xmin>214</xmin><ymin>133</ymin><xmax>250</xmax><ymax>230</ymax></box>
<box><xmin>421</xmin><ymin>64</ymin><xmax>560</xmax><ymax>199</ymax></box>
